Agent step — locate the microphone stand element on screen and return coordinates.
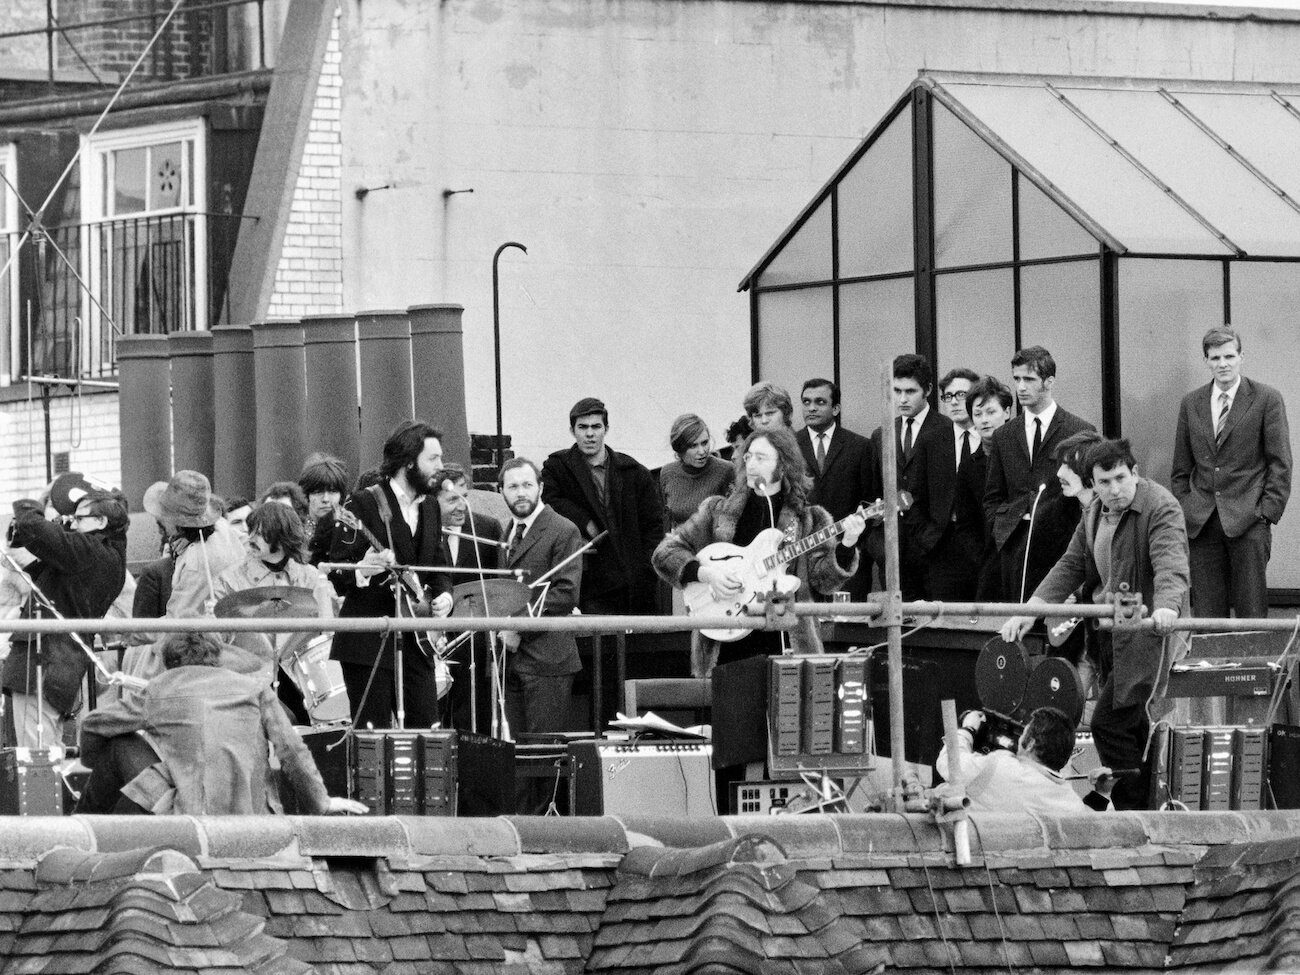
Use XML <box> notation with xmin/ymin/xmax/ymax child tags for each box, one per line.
<box><xmin>1020</xmin><ymin>483</ymin><xmax>1048</xmax><ymax>604</ymax></box>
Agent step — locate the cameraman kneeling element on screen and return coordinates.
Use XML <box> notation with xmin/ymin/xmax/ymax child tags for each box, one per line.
<box><xmin>937</xmin><ymin>707</ymin><xmax>1114</xmax><ymax>814</ymax></box>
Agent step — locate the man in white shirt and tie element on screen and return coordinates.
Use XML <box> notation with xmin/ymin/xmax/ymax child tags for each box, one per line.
<box><xmin>1172</xmin><ymin>326</ymin><xmax>1291</xmax><ymax>618</ymax></box>
<box><xmin>984</xmin><ymin>346</ymin><xmax>1095</xmax><ymax>603</ymax></box>
<box><xmin>796</xmin><ymin>378</ymin><xmax>876</xmax><ymax>599</ymax></box>
<box><xmin>869</xmin><ymin>355</ymin><xmax>951</xmax><ymax>597</ymax></box>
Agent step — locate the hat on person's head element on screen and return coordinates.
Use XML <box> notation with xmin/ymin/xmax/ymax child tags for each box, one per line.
<box><xmin>143</xmin><ymin>470</ymin><xmax>221</xmax><ymax>528</ymax></box>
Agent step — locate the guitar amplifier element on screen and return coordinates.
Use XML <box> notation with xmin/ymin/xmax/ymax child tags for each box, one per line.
<box><xmin>767</xmin><ymin>655</ymin><xmax>875</xmax><ymax>778</ymax></box>
<box><xmin>800</xmin><ymin>658</ymin><xmax>836</xmax><ymax>756</ymax></box>
<box><xmin>1152</xmin><ymin>726</ymin><xmax>1266</xmax><ymax>811</ymax></box>
<box><xmin>568</xmin><ymin>740</ymin><xmax>715</xmax><ymax>817</ymax></box>
<box><xmin>0</xmin><ymin>747</ymin><xmax>64</xmax><ymax>816</ymax></box>
<box><xmin>352</xmin><ymin>730</ymin><xmax>514</xmax><ymax>816</ymax></box>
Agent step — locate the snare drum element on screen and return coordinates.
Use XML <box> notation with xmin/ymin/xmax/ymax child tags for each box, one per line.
<box><xmin>286</xmin><ymin>635</ymin><xmax>350</xmax><ymax>725</ymax></box>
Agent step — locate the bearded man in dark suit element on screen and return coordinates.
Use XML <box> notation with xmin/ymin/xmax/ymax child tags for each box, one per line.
<box><xmin>984</xmin><ymin>346</ymin><xmax>1095</xmax><ymax>603</ymax></box>
<box><xmin>499</xmin><ymin>457</ymin><xmax>584</xmax><ymax>735</ymax></box>
<box><xmin>796</xmin><ymin>377</ymin><xmax>876</xmax><ymax>600</ymax></box>
<box><xmin>327</xmin><ymin>420</ymin><xmax>453</xmax><ymax>729</ymax></box>
<box><xmin>1171</xmin><ymin>326</ymin><xmax>1291</xmax><ymax>618</ymax></box>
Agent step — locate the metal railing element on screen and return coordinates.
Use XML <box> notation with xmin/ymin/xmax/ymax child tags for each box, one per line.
<box><xmin>6</xmin><ymin>211</ymin><xmax>240</xmax><ymax>378</ymax></box>
<box><xmin>0</xmin><ymin>0</ymin><xmax>281</xmax><ymax>92</ymax></box>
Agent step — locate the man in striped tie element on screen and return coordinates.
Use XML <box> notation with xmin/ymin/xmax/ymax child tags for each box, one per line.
<box><xmin>1172</xmin><ymin>326</ymin><xmax>1292</xmax><ymax>619</ymax></box>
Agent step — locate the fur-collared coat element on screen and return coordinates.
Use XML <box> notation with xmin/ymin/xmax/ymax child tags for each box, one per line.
<box><xmin>652</xmin><ymin>487</ymin><xmax>856</xmax><ymax>676</ymax></box>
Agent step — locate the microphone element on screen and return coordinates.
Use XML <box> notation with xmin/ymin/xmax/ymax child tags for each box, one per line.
<box><xmin>442</xmin><ymin>527</ymin><xmax>509</xmax><ymax>550</ymax></box>
<box><xmin>1020</xmin><ymin>483</ymin><xmax>1048</xmax><ymax>604</ymax></box>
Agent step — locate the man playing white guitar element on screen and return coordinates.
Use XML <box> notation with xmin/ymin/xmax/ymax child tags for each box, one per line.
<box><xmin>652</xmin><ymin>427</ymin><xmax>866</xmax><ymax>677</ymax></box>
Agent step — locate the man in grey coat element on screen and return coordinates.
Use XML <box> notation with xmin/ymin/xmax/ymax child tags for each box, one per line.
<box><xmin>1171</xmin><ymin>326</ymin><xmax>1291</xmax><ymax>618</ymax></box>
<box><xmin>1002</xmin><ymin>439</ymin><xmax>1190</xmax><ymax>810</ymax></box>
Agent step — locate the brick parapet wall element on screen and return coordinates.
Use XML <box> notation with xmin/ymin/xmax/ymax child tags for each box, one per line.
<box><xmin>265</xmin><ymin>8</ymin><xmax>343</xmax><ymax>320</ymax></box>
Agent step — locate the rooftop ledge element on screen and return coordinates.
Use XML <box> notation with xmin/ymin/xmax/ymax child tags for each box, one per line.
<box><xmin>1</xmin><ymin>810</ymin><xmax>1297</xmax><ymax>867</ymax></box>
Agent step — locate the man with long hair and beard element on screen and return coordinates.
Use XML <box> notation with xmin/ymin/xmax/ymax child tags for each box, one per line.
<box><xmin>327</xmin><ymin>420</ymin><xmax>453</xmax><ymax>728</ymax></box>
<box><xmin>653</xmin><ymin>426</ymin><xmax>866</xmax><ymax>676</ymax></box>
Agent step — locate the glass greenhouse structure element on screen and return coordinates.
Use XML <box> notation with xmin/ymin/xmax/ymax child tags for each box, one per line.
<box><xmin>740</xmin><ymin>71</ymin><xmax>1300</xmax><ymax>593</ymax></box>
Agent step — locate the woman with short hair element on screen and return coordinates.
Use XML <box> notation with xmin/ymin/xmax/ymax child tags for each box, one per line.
<box><xmin>659</xmin><ymin>413</ymin><xmax>733</xmax><ymax>531</ymax></box>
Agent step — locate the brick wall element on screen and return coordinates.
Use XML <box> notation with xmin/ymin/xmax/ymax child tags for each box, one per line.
<box><xmin>265</xmin><ymin>9</ymin><xmax>343</xmax><ymax>320</ymax></box>
<box><xmin>0</xmin><ymin>393</ymin><xmax>123</xmax><ymax>500</ymax></box>
<box><xmin>30</xmin><ymin>0</ymin><xmax>214</xmax><ymax>82</ymax></box>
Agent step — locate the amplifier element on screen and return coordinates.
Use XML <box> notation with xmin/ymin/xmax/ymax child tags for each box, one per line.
<box><xmin>1270</xmin><ymin>725</ymin><xmax>1300</xmax><ymax>809</ymax></box>
<box><xmin>568</xmin><ymin>740</ymin><xmax>715</xmax><ymax>817</ymax></box>
<box><xmin>766</xmin><ymin>656</ymin><xmax>875</xmax><ymax>778</ymax></box>
<box><xmin>733</xmin><ymin>779</ymin><xmax>821</xmax><ymax>815</ymax></box>
<box><xmin>352</xmin><ymin>730</ymin><xmax>514</xmax><ymax>816</ymax></box>
<box><xmin>1152</xmin><ymin>726</ymin><xmax>1265</xmax><ymax>811</ymax></box>
<box><xmin>0</xmin><ymin>747</ymin><xmax>63</xmax><ymax>816</ymax></box>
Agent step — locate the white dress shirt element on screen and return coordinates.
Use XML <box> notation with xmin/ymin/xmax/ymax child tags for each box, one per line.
<box><xmin>1023</xmin><ymin>400</ymin><xmax>1057</xmax><ymax>459</ymax></box>
<box><xmin>1212</xmin><ymin>377</ymin><xmax>1241</xmax><ymax>430</ymax></box>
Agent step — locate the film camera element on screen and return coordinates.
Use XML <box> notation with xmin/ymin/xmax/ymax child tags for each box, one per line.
<box><xmin>966</xmin><ymin>637</ymin><xmax>1086</xmax><ymax>754</ymax></box>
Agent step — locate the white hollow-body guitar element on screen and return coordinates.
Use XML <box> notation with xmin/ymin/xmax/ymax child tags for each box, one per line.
<box><xmin>683</xmin><ymin>494</ymin><xmax>909</xmax><ymax>642</ymax></box>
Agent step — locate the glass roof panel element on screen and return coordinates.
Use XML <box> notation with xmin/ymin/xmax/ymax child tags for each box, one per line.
<box><xmin>757</xmin><ymin>194</ymin><xmax>832</xmax><ymax>288</ymax></box>
<box><xmin>837</xmin><ymin>102</ymin><xmax>914</xmax><ymax>278</ymax></box>
<box><xmin>1018</xmin><ymin>172</ymin><xmax>1097</xmax><ymax>261</ymax></box>
<box><xmin>937</xmin><ymin>83</ymin><xmax>1231</xmax><ymax>256</ymax></box>
<box><xmin>1060</xmin><ymin>86</ymin><xmax>1300</xmax><ymax>257</ymax></box>
<box><xmin>1173</xmin><ymin>91</ymin><xmax>1300</xmax><ymax>218</ymax></box>
<box><xmin>933</xmin><ymin>103</ymin><xmax>1012</xmax><ymax>269</ymax></box>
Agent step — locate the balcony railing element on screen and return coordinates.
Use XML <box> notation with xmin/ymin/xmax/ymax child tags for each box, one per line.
<box><xmin>6</xmin><ymin>210</ymin><xmax>239</xmax><ymax>380</ymax></box>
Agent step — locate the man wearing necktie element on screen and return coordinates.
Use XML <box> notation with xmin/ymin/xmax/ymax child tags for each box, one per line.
<box><xmin>436</xmin><ymin>463</ymin><xmax>502</xmax><ymax>732</ymax></box>
<box><xmin>909</xmin><ymin>368</ymin><xmax>983</xmax><ymax>599</ymax></box>
<box><xmin>499</xmin><ymin>458</ymin><xmax>584</xmax><ymax>735</ymax></box>
<box><xmin>984</xmin><ymin>346</ymin><xmax>1095</xmax><ymax>603</ymax></box>
<box><xmin>1172</xmin><ymin>327</ymin><xmax>1291</xmax><ymax>618</ymax></box>
<box><xmin>869</xmin><ymin>354</ymin><xmax>950</xmax><ymax>597</ymax></box>
<box><xmin>795</xmin><ymin>378</ymin><xmax>876</xmax><ymax>600</ymax></box>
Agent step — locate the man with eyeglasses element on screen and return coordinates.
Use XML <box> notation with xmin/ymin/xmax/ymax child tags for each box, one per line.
<box><xmin>795</xmin><ymin>378</ymin><xmax>875</xmax><ymax>600</ymax></box>
<box><xmin>2</xmin><ymin>489</ymin><xmax>128</xmax><ymax>752</ymax></box>
<box><xmin>909</xmin><ymin>368</ymin><xmax>983</xmax><ymax>599</ymax></box>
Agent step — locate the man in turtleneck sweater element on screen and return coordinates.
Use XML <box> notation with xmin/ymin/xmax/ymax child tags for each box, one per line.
<box><xmin>653</xmin><ymin>426</ymin><xmax>865</xmax><ymax>676</ymax></box>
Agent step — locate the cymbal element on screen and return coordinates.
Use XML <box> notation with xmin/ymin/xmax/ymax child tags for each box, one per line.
<box><xmin>451</xmin><ymin>579</ymin><xmax>531</xmax><ymax>618</ymax></box>
<box><xmin>213</xmin><ymin>585</ymin><xmax>318</xmax><ymax>619</ymax></box>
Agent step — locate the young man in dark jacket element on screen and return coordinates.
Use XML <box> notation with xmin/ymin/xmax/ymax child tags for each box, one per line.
<box><xmin>541</xmin><ymin>397</ymin><xmax>664</xmax><ymax>615</ymax></box>
<box><xmin>2</xmin><ymin>490</ymin><xmax>128</xmax><ymax>751</ymax></box>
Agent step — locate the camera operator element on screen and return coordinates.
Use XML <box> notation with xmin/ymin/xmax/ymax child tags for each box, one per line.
<box><xmin>937</xmin><ymin>707</ymin><xmax>1115</xmax><ymax>814</ymax></box>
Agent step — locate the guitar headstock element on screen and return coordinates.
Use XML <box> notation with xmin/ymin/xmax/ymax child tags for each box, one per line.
<box><xmin>857</xmin><ymin>490</ymin><xmax>914</xmax><ymax>520</ymax></box>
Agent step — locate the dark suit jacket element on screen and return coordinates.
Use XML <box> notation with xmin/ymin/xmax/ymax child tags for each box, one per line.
<box><xmin>443</xmin><ymin>516</ymin><xmax>502</xmax><ymax>580</ymax></box>
<box><xmin>1171</xmin><ymin>377</ymin><xmax>1292</xmax><ymax>539</ymax></box>
<box><xmin>983</xmin><ymin>406</ymin><xmax>1095</xmax><ymax>552</ymax></box>
<box><xmin>869</xmin><ymin>410</ymin><xmax>950</xmax><ymax>499</ymax></box>
<box><xmin>955</xmin><ymin>445</ymin><xmax>1000</xmax><ymax>599</ymax></box>
<box><xmin>868</xmin><ymin>410</ymin><xmax>951</xmax><ymax>562</ymax></box>
<box><xmin>326</xmin><ymin>483</ymin><xmax>451</xmax><ymax>669</ymax></box>
<box><xmin>796</xmin><ymin>424</ymin><xmax>878</xmax><ymax>521</ymax></box>
<box><xmin>911</xmin><ymin>425</ymin><xmax>982</xmax><ymax>561</ymax></box>
<box><xmin>503</xmin><ymin>505</ymin><xmax>583</xmax><ymax>675</ymax></box>
<box><xmin>541</xmin><ymin>444</ymin><xmax>664</xmax><ymax>613</ymax></box>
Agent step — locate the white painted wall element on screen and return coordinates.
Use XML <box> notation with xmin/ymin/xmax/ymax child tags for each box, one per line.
<box><xmin>334</xmin><ymin>0</ymin><xmax>1300</xmax><ymax>472</ymax></box>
